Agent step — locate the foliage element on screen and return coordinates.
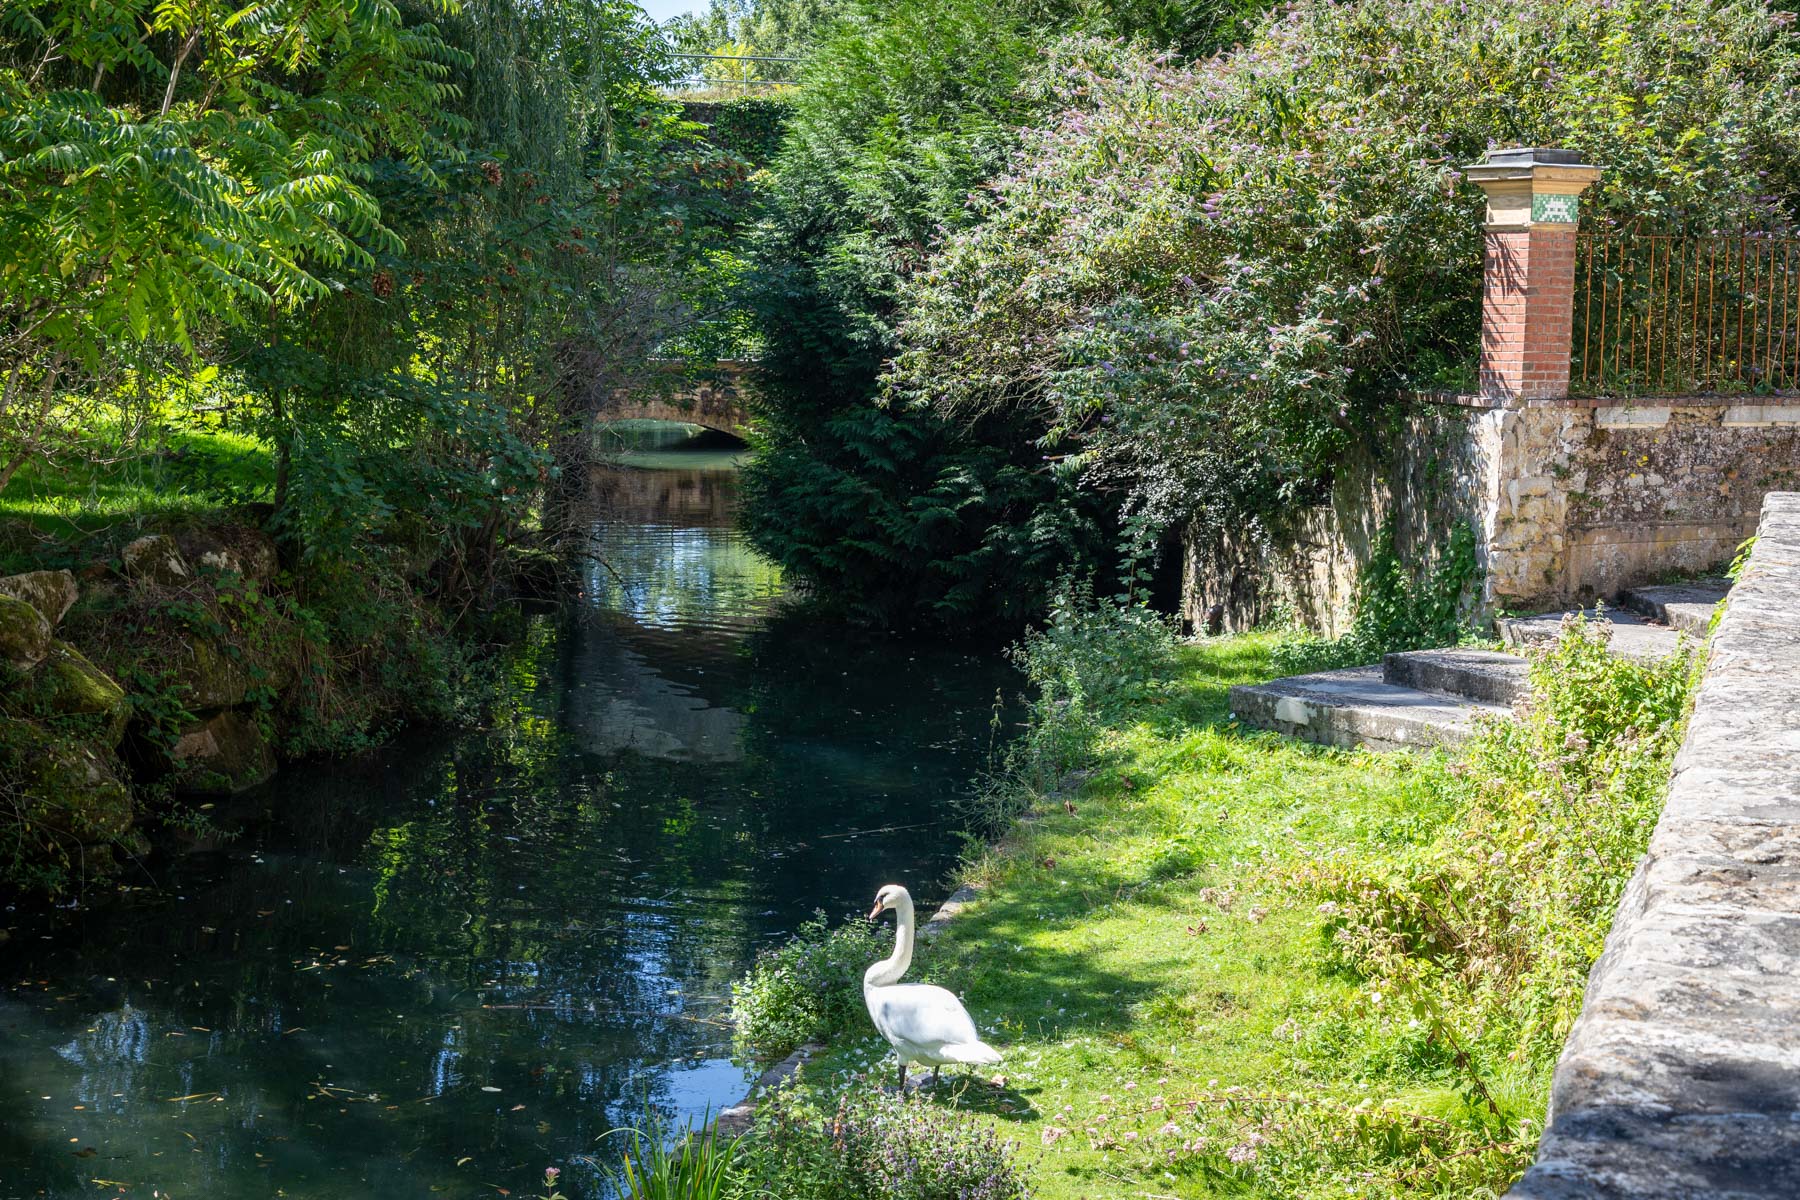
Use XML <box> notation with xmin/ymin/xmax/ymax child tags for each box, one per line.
<box><xmin>889</xmin><ymin>0</ymin><xmax>1800</xmax><ymax>559</ymax></box>
<box><xmin>2</xmin><ymin>0</ymin><xmax>753</xmax><ymax>590</ymax></box>
<box><xmin>1004</xmin><ymin>583</ymin><xmax>1178</xmax><ymax>780</ymax></box>
<box><xmin>684</xmin><ymin>96</ymin><xmax>792</xmax><ymax>167</ymax></box>
<box><xmin>605</xmin><ymin>1116</ymin><xmax>737</xmax><ymax>1200</ymax></box>
<box><xmin>1297</xmin><ymin>614</ymin><xmax>1699</xmax><ymax>1088</ymax></box>
<box><xmin>1270</xmin><ymin>523</ymin><xmax>1481</xmax><ymax>675</ymax></box>
<box><xmin>0</xmin><ymin>0</ymin><xmax>465</xmax><ymax>487</ymax></box>
<box><xmin>736</xmin><ymin>0</ymin><xmax>1126</xmax><ymax>631</ymax></box>
<box><xmin>736</xmin><ymin>1085</ymin><xmax>1032</xmax><ymax>1200</ymax></box>
<box><xmin>730</xmin><ymin>909</ymin><xmax>887</xmax><ymax>1059</ymax></box>
<box><xmin>665</xmin><ymin>0</ymin><xmax>844</xmax><ymax>64</ymax></box>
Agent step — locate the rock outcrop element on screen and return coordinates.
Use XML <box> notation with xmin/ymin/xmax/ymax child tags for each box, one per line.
<box><xmin>0</xmin><ymin>569</ymin><xmax>78</xmax><ymax>625</ymax></box>
<box><xmin>120</xmin><ymin>534</ymin><xmax>194</xmax><ymax>586</ymax></box>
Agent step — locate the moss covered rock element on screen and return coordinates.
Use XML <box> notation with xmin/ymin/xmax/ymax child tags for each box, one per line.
<box><xmin>35</xmin><ymin>641</ymin><xmax>131</xmax><ymax>746</ymax></box>
<box><xmin>168</xmin><ymin>710</ymin><xmax>276</xmax><ymax>795</ymax></box>
<box><xmin>0</xmin><ymin>594</ymin><xmax>52</xmax><ymax>670</ymax></box>
<box><xmin>0</xmin><ymin>569</ymin><xmax>78</xmax><ymax>627</ymax></box>
<box><xmin>7</xmin><ymin>722</ymin><xmax>135</xmax><ymax>850</ymax></box>
<box><xmin>174</xmin><ymin>634</ymin><xmax>296</xmax><ymax>710</ymax></box>
<box><xmin>121</xmin><ymin>534</ymin><xmax>194</xmax><ymax>587</ymax></box>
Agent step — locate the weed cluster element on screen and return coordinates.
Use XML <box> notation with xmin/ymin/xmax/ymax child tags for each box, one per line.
<box><xmin>737</xmin><ymin>1086</ymin><xmax>1030</xmax><ymax>1200</ymax></box>
<box><xmin>1292</xmin><ymin>613</ymin><xmax>1699</xmax><ymax>1094</ymax></box>
<box><xmin>1007</xmin><ymin>583</ymin><xmax>1179</xmax><ymax>781</ymax></box>
<box><xmin>1271</xmin><ymin>524</ymin><xmax>1481</xmax><ymax>674</ymax></box>
<box><xmin>730</xmin><ymin>911</ymin><xmax>888</xmax><ymax>1060</ymax></box>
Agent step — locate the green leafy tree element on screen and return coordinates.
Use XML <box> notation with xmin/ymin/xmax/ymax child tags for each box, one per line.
<box><xmin>735</xmin><ymin>0</ymin><xmax>1268</xmax><ymax>632</ymax></box>
<box><xmin>889</xmin><ymin>0</ymin><xmax>1800</xmax><ymax>558</ymax></box>
<box><xmin>0</xmin><ymin>0</ymin><xmax>465</xmax><ymax>486</ymax></box>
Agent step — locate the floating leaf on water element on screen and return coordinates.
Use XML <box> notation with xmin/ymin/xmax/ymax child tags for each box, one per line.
<box><xmin>480</xmin><ymin>1086</ymin><xmax>501</xmax><ymax>1093</ymax></box>
<box><xmin>456</xmin><ymin>1157</ymin><xmax>473</xmax><ymax>1167</ymax></box>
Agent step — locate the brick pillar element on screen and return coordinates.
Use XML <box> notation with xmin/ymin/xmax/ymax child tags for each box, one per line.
<box><xmin>1464</xmin><ymin>149</ymin><xmax>1601</xmax><ymax>403</ymax></box>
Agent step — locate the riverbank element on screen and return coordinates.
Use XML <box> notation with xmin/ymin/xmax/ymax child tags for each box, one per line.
<box><xmin>0</xmin><ymin>502</ymin><xmax>540</xmax><ymax>903</ymax></box>
<box><xmin>742</xmin><ymin>617</ymin><xmax>1696</xmax><ymax>1199</ymax></box>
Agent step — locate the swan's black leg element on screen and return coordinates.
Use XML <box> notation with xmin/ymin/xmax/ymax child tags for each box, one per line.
<box><xmin>897</xmin><ymin>1061</ymin><xmax>906</xmax><ymax>1091</ymax></box>
<box><xmin>930</xmin><ymin>1065</ymin><xmax>941</xmax><ymax>1088</ymax></box>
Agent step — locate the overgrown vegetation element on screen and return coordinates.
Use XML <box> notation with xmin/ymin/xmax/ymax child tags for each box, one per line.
<box><xmin>723</xmin><ymin>601</ymin><xmax>1697</xmax><ymax>1197</ymax></box>
<box><xmin>734</xmin><ymin>0</ymin><xmax>1800</xmax><ymax>631</ymax></box>
<box><xmin>1270</xmin><ymin>524</ymin><xmax>1482</xmax><ymax>675</ymax></box>
<box><xmin>731</xmin><ymin>908</ymin><xmax>888</xmax><ymax>1059</ymax></box>
<box><xmin>734</xmin><ymin>0</ymin><xmax>1267</xmax><ymax>632</ymax></box>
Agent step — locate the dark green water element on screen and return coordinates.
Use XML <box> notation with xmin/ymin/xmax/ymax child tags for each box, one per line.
<box><xmin>0</xmin><ymin>428</ymin><xmax>1013</xmax><ymax>1199</ymax></box>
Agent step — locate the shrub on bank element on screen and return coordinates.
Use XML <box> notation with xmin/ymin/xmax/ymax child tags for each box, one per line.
<box><xmin>738</xmin><ymin>1086</ymin><xmax>1031</xmax><ymax>1200</ymax></box>
<box><xmin>731</xmin><ymin>910</ymin><xmax>888</xmax><ymax>1059</ymax></box>
<box><xmin>1008</xmin><ymin>586</ymin><xmax>1179</xmax><ymax>779</ymax></box>
<box><xmin>1295</xmin><ymin>613</ymin><xmax>1699</xmax><ymax>1085</ymax></box>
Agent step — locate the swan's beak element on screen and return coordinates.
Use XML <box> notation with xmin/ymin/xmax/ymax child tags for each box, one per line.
<box><xmin>868</xmin><ymin>900</ymin><xmax>884</xmax><ymax>920</ymax></box>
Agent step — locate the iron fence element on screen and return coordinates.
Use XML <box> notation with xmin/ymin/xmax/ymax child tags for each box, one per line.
<box><xmin>1571</xmin><ymin>232</ymin><xmax>1800</xmax><ymax>397</ymax></box>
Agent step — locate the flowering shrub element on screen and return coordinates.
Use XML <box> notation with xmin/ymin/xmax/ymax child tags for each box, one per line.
<box><xmin>889</xmin><ymin>0</ymin><xmax>1800</xmax><ymax>543</ymax></box>
<box><xmin>1294</xmin><ymin>614</ymin><xmax>1700</xmax><ymax>1087</ymax></box>
<box><xmin>731</xmin><ymin>911</ymin><xmax>888</xmax><ymax>1059</ymax></box>
<box><xmin>741</xmin><ymin>1086</ymin><xmax>1031</xmax><ymax>1200</ymax></box>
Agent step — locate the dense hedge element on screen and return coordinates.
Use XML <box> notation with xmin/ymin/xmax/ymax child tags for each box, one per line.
<box><xmin>682</xmin><ymin>97</ymin><xmax>792</xmax><ymax>167</ymax></box>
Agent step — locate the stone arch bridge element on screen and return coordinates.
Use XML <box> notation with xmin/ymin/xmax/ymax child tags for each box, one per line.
<box><xmin>593</xmin><ymin>360</ymin><xmax>752</xmax><ymax>441</ymax></box>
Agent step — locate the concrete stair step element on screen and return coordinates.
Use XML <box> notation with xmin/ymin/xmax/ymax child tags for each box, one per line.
<box><xmin>1621</xmin><ymin>579</ymin><xmax>1730</xmax><ymax>635</ymax></box>
<box><xmin>1497</xmin><ymin>607</ymin><xmax>1695</xmax><ymax>660</ymax></box>
<box><xmin>1382</xmin><ymin>648</ymin><xmax>1529</xmax><ymax>706</ymax></box>
<box><xmin>1228</xmin><ymin>667</ymin><xmax>1512</xmax><ymax>752</ymax></box>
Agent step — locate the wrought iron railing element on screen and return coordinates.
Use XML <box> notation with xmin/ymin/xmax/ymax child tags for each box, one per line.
<box><xmin>1571</xmin><ymin>232</ymin><xmax>1800</xmax><ymax>397</ymax></box>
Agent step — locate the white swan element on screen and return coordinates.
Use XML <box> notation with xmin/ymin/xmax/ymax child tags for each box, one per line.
<box><xmin>864</xmin><ymin>883</ymin><xmax>1002</xmax><ymax>1089</ymax></box>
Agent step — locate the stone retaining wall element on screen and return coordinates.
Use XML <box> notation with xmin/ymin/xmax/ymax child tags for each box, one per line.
<box><xmin>1181</xmin><ymin>395</ymin><xmax>1797</xmax><ymax>634</ymax></box>
<box><xmin>1481</xmin><ymin>399</ymin><xmax>1800</xmax><ymax>610</ymax></box>
<box><xmin>1182</xmin><ymin>403</ymin><xmax>1487</xmax><ymax>635</ymax></box>
<box><xmin>1508</xmin><ymin>490</ymin><xmax>1800</xmax><ymax>1199</ymax></box>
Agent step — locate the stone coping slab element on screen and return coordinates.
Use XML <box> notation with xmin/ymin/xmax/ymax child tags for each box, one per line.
<box><xmin>1508</xmin><ymin>492</ymin><xmax>1800</xmax><ymax>1200</ymax></box>
<box><xmin>1228</xmin><ymin>666</ymin><xmax>1510</xmax><ymax>751</ymax></box>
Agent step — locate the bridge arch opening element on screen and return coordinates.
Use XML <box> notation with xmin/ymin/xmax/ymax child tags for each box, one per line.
<box><xmin>595</xmin><ymin>418</ymin><xmax>748</xmax><ymax>455</ymax></box>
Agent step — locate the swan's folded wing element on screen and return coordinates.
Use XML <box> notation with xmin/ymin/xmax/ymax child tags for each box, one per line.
<box><xmin>871</xmin><ymin>983</ymin><xmax>982</xmax><ymax>1048</ymax></box>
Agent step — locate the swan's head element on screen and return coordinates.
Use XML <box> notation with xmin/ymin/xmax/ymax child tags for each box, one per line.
<box><xmin>868</xmin><ymin>883</ymin><xmax>909</xmax><ymax>920</ymax></box>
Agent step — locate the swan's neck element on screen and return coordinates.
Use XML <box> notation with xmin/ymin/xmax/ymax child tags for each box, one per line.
<box><xmin>864</xmin><ymin>895</ymin><xmax>915</xmax><ymax>989</ymax></box>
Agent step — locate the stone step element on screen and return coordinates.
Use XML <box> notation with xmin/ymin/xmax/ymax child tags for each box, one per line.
<box><xmin>1497</xmin><ymin>607</ymin><xmax>1695</xmax><ymax>660</ymax></box>
<box><xmin>1228</xmin><ymin>667</ymin><xmax>1512</xmax><ymax>752</ymax></box>
<box><xmin>1621</xmin><ymin>579</ymin><xmax>1730</xmax><ymax>635</ymax></box>
<box><xmin>1382</xmin><ymin>648</ymin><xmax>1529</xmax><ymax>706</ymax></box>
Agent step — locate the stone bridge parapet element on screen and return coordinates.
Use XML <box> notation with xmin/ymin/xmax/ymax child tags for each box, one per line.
<box><xmin>596</xmin><ymin>360</ymin><xmax>752</xmax><ymax>440</ymax></box>
<box><xmin>1509</xmin><ymin>490</ymin><xmax>1800</xmax><ymax>1199</ymax></box>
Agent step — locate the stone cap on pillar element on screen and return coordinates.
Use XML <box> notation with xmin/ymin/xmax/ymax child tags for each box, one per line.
<box><xmin>1464</xmin><ymin>147</ymin><xmax>1601</xmax><ymax>230</ymax></box>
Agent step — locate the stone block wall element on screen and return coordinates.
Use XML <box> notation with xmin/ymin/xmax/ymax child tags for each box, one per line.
<box><xmin>1181</xmin><ymin>395</ymin><xmax>1798</xmax><ymax>634</ymax></box>
<box><xmin>1181</xmin><ymin>403</ymin><xmax>1488</xmax><ymax>635</ymax></box>
<box><xmin>1481</xmin><ymin>399</ymin><xmax>1800</xmax><ymax>609</ymax></box>
<box><xmin>1507</xmin><ymin>491</ymin><xmax>1800</xmax><ymax>1199</ymax></box>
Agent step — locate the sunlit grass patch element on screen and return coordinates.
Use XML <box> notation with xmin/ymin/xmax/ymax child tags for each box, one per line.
<box><xmin>0</xmin><ymin>406</ymin><xmax>271</xmax><ymax>570</ymax></box>
<box><xmin>784</xmin><ymin>635</ymin><xmax>1541</xmax><ymax>1199</ymax></box>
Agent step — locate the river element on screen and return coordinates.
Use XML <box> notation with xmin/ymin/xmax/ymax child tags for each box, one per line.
<box><xmin>0</xmin><ymin>425</ymin><xmax>1014</xmax><ymax>1199</ymax></box>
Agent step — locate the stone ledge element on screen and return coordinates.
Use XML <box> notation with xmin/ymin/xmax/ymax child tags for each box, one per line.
<box><xmin>1508</xmin><ymin>492</ymin><xmax>1800</xmax><ymax>1199</ymax></box>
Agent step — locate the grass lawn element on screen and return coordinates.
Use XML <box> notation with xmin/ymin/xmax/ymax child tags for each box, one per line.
<box><xmin>0</xmin><ymin>411</ymin><xmax>270</xmax><ymax>573</ymax></box>
<box><xmin>788</xmin><ymin>634</ymin><xmax>1540</xmax><ymax>1199</ymax></box>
